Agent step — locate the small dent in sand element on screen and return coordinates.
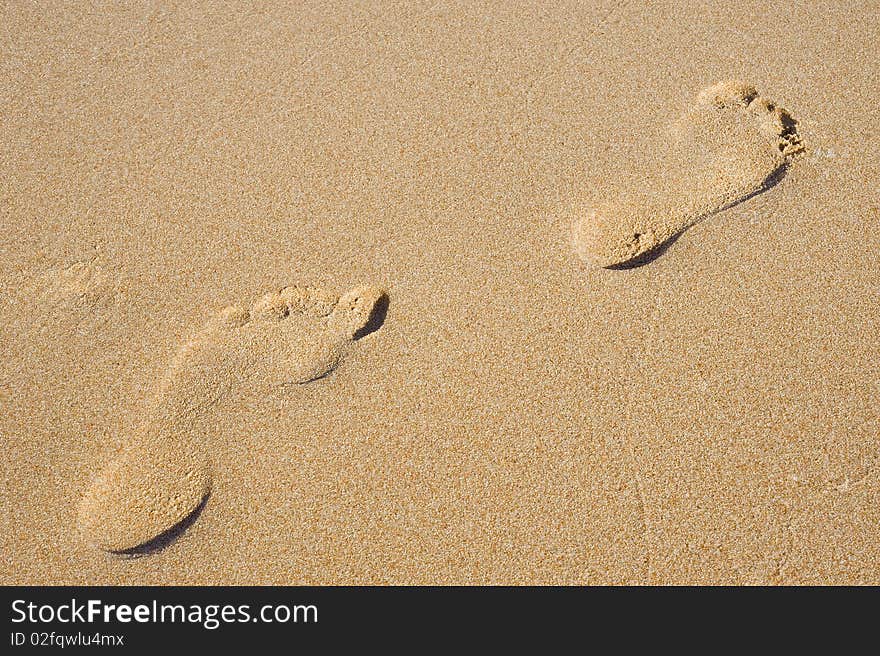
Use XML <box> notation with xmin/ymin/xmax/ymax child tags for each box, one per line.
<box><xmin>36</xmin><ymin>259</ymin><xmax>124</xmax><ymax>314</ymax></box>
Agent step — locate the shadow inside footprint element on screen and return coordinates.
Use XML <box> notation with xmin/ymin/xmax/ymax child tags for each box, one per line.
<box><xmin>110</xmin><ymin>494</ymin><xmax>210</xmax><ymax>558</ymax></box>
<box><xmin>353</xmin><ymin>291</ymin><xmax>390</xmax><ymax>340</ymax></box>
<box><xmin>607</xmin><ymin>164</ymin><xmax>791</xmax><ymax>270</ymax></box>
<box><xmin>606</xmin><ymin>232</ymin><xmax>686</xmax><ymax>270</ymax></box>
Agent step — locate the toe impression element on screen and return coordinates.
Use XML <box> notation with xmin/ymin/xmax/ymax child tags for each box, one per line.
<box><xmin>328</xmin><ymin>285</ymin><xmax>387</xmax><ymax>339</ymax></box>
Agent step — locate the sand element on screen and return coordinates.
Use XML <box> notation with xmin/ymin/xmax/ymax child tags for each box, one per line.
<box><xmin>77</xmin><ymin>284</ymin><xmax>386</xmax><ymax>552</ymax></box>
<box><xmin>572</xmin><ymin>81</ymin><xmax>804</xmax><ymax>267</ymax></box>
<box><xmin>1</xmin><ymin>1</ymin><xmax>878</xmax><ymax>585</ymax></box>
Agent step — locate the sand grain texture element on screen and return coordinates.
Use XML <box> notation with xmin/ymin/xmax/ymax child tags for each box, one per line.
<box><xmin>571</xmin><ymin>81</ymin><xmax>803</xmax><ymax>267</ymax></box>
<box><xmin>1</xmin><ymin>0</ymin><xmax>878</xmax><ymax>584</ymax></box>
<box><xmin>76</xmin><ymin>284</ymin><xmax>385</xmax><ymax>552</ymax></box>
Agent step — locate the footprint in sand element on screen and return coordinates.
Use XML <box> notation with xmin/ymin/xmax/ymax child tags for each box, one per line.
<box><xmin>77</xmin><ymin>284</ymin><xmax>387</xmax><ymax>553</ymax></box>
<box><xmin>572</xmin><ymin>81</ymin><xmax>804</xmax><ymax>268</ymax></box>
<box><xmin>28</xmin><ymin>259</ymin><xmax>126</xmax><ymax>329</ymax></box>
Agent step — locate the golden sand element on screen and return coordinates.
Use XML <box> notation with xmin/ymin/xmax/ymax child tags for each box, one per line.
<box><xmin>1</xmin><ymin>1</ymin><xmax>878</xmax><ymax>584</ymax></box>
<box><xmin>77</xmin><ymin>284</ymin><xmax>384</xmax><ymax>552</ymax></box>
<box><xmin>572</xmin><ymin>81</ymin><xmax>803</xmax><ymax>267</ymax></box>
